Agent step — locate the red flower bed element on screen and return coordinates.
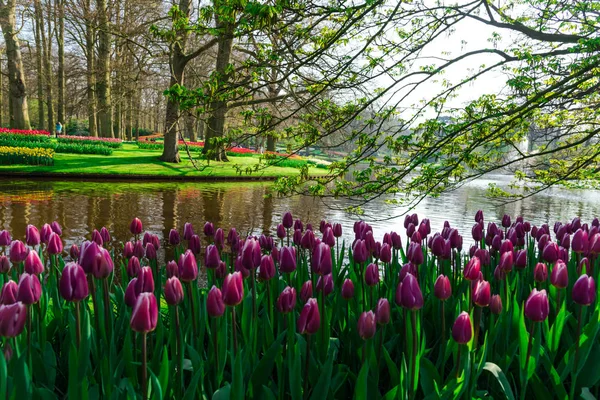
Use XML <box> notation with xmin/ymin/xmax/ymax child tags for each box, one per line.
<box><xmin>178</xmin><ymin>140</ymin><xmax>204</xmax><ymax>147</ymax></box>
<box><xmin>0</xmin><ymin>128</ymin><xmax>50</xmax><ymax>136</ymax></box>
<box><xmin>58</xmin><ymin>135</ymin><xmax>122</xmax><ymax>143</ymax></box>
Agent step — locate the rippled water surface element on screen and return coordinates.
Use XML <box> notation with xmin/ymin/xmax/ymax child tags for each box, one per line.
<box><xmin>1</xmin><ymin>176</ymin><xmax>600</xmax><ymax>263</ymax></box>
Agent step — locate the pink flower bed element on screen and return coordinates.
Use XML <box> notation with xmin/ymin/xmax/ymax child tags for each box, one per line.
<box><xmin>58</xmin><ymin>135</ymin><xmax>122</xmax><ymax>143</ymax></box>
<box><xmin>0</xmin><ymin>128</ymin><xmax>50</xmax><ymax>136</ymax></box>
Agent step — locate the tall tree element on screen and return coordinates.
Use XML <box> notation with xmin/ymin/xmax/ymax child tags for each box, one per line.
<box><xmin>33</xmin><ymin>14</ymin><xmax>44</xmax><ymax>129</ymax></box>
<box><xmin>0</xmin><ymin>0</ymin><xmax>31</xmax><ymax>129</ymax></box>
<box><xmin>96</xmin><ymin>0</ymin><xmax>112</xmax><ymax>137</ymax></box>
<box><xmin>55</xmin><ymin>0</ymin><xmax>65</xmax><ymax>126</ymax></box>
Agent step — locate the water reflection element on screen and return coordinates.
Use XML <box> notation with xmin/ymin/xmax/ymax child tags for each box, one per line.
<box><xmin>1</xmin><ymin>176</ymin><xmax>600</xmax><ymax>266</ymax></box>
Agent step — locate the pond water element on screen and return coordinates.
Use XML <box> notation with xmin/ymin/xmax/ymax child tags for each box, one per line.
<box><xmin>1</xmin><ymin>175</ymin><xmax>600</xmax><ymax>265</ymax></box>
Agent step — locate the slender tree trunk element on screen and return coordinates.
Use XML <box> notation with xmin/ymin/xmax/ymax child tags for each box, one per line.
<box><xmin>0</xmin><ymin>53</ymin><xmax>3</xmax><ymax>127</ymax></box>
<box><xmin>55</xmin><ymin>0</ymin><xmax>65</xmax><ymax>126</ymax></box>
<box><xmin>198</xmin><ymin>118</ymin><xmax>204</xmax><ymax>140</ymax></box>
<box><xmin>34</xmin><ymin>18</ymin><xmax>44</xmax><ymax>130</ymax></box>
<box><xmin>203</xmin><ymin>7</ymin><xmax>234</xmax><ymax>162</ymax></box>
<box><xmin>84</xmin><ymin>0</ymin><xmax>97</xmax><ymax>137</ymax></box>
<box><xmin>0</xmin><ymin>0</ymin><xmax>31</xmax><ymax>129</ymax></box>
<box><xmin>96</xmin><ymin>0</ymin><xmax>112</xmax><ymax>137</ymax></box>
<box><xmin>38</xmin><ymin>0</ymin><xmax>54</xmax><ymax>134</ymax></box>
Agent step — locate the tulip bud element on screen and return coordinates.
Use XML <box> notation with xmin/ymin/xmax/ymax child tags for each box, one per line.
<box><xmin>259</xmin><ymin>255</ymin><xmax>275</xmax><ymax>281</ymax></box>
<box><xmin>389</xmin><ymin>232</ymin><xmax>401</xmax><ymax>250</ymax></box>
<box><xmin>59</xmin><ymin>262</ymin><xmax>88</xmax><ymax>302</ymax></box>
<box><xmin>0</xmin><ymin>231</ymin><xmax>11</xmax><ymax>246</ymax></box>
<box><xmin>358</xmin><ymin>311</ymin><xmax>376</xmax><ymax>340</ymax></box>
<box><xmin>297</xmin><ymin>298</ymin><xmax>320</xmax><ymax>334</ymax></box>
<box><xmin>130</xmin><ymin>218</ymin><xmax>143</xmax><ymax>236</ymax></box>
<box><xmin>39</xmin><ymin>224</ymin><xmax>51</xmax><ymax>244</ymax></box>
<box><xmin>203</xmin><ymin>222</ymin><xmax>215</xmax><ymax>237</ymax></box>
<box><xmin>133</xmin><ymin>240</ymin><xmax>145</xmax><ymax>259</ymax></box>
<box><xmin>183</xmin><ymin>223</ymin><xmax>194</xmax><ymax>241</ymax></box>
<box><xmin>213</xmin><ymin>228</ymin><xmax>224</xmax><ymax>249</ymax></box>
<box><xmin>279</xmin><ymin>246</ymin><xmax>297</xmax><ymax>273</ymax></box>
<box><xmin>431</xmin><ymin>234</ymin><xmax>445</xmax><ymax>258</ymax></box>
<box><xmin>542</xmin><ymin>242</ymin><xmax>559</xmax><ymax>263</ymax></box>
<box><xmin>216</xmin><ymin>260</ymin><xmax>227</xmax><ymax>279</ymax></box>
<box><xmin>125</xmin><ymin>279</ymin><xmax>138</xmax><ymax>308</ymax></box>
<box><xmin>464</xmin><ymin>257</ymin><xmax>481</xmax><ymax>280</ymax></box>
<box><xmin>150</xmin><ymin>234</ymin><xmax>160</xmax><ymax>251</ymax></box>
<box><xmin>91</xmin><ymin>247</ymin><xmax>114</xmax><ymax>279</ymax></box>
<box><xmin>312</xmin><ymin>242</ymin><xmax>332</xmax><ymax>275</ymax></box>
<box><xmin>127</xmin><ymin>256</ymin><xmax>141</xmax><ymax>278</ymax></box>
<box><xmin>123</xmin><ymin>241</ymin><xmax>134</xmax><ymax>258</ymax></box>
<box><xmin>179</xmin><ymin>250</ymin><xmax>198</xmax><ymax>282</ymax></box>
<box><xmin>277</xmin><ymin>286</ymin><xmax>297</xmax><ymax>313</ymax></box>
<box><xmin>376</xmin><ymin>298</ymin><xmax>390</xmax><ymax>325</ymax></box>
<box><xmin>292</xmin><ymin>229</ymin><xmax>302</xmax><ymax>246</ymax></box>
<box><xmin>100</xmin><ymin>227</ymin><xmax>111</xmax><ymax>244</ymax></box>
<box><xmin>501</xmin><ymin>214</ymin><xmax>511</xmax><ymax>228</ymax></box>
<box><xmin>0</xmin><ymin>281</ymin><xmax>17</xmax><ymax>305</ymax></box>
<box><xmin>23</xmin><ymin>250</ymin><xmax>43</xmax><ymax>275</ymax></box>
<box><xmin>332</xmin><ymin>223</ymin><xmax>342</xmax><ymax>238</ymax></box>
<box><xmin>202</xmin><ymin>285</ymin><xmax>224</xmax><ymax>318</ymax></box>
<box><xmin>378</xmin><ymin>243</ymin><xmax>392</xmax><ymax>264</ymax></box>
<box><xmin>234</xmin><ymin>256</ymin><xmax>250</xmax><ymax>279</ymax></box>
<box><xmin>25</xmin><ymin>225</ymin><xmax>40</xmax><ymax>247</ymax></box>
<box><xmin>533</xmin><ymin>262</ymin><xmax>548</xmax><ymax>283</ymax></box>
<box><xmin>472</xmin><ymin>223</ymin><xmax>483</xmax><ymax>242</ymax></box>
<box><xmin>49</xmin><ymin>221</ymin><xmax>62</xmax><ymax>236</ymax></box>
<box><xmin>135</xmin><ymin>267</ymin><xmax>154</xmax><ymax>294</ymax></box>
<box><xmin>498</xmin><ymin>251</ymin><xmax>513</xmax><ymax>272</ymax></box>
<box><xmin>91</xmin><ymin>230</ymin><xmax>103</xmax><ymax>246</ymax></box>
<box><xmin>0</xmin><ymin>257</ymin><xmax>9</xmax><ymax>274</ymax></box>
<box><xmin>396</xmin><ymin>274</ymin><xmax>423</xmax><ymax>310</ymax></box>
<box><xmin>316</xmin><ymin>274</ymin><xmax>334</xmax><ymax>296</ymax></box>
<box><xmin>205</xmin><ymin>244</ymin><xmax>221</xmax><ymax>269</ymax></box>
<box><xmin>145</xmin><ymin>243</ymin><xmax>157</xmax><ymax>260</ymax></box>
<box><xmin>490</xmin><ymin>295</ymin><xmax>502</xmax><ymax>314</ymax></box>
<box><xmin>259</xmin><ymin>234</ymin><xmax>274</xmax><ymax>252</ymax></box>
<box><xmin>341</xmin><ymin>278</ymin><xmax>354</xmax><ymax>300</ymax></box>
<box><xmin>515</xmin><ymin>249</ymin><xmax>527</xmax><ymax>269</ymax></box>
<box><xmin>0</xmin><ymin>302</ymin><xmax>27</xmax><ymax>338</ymax></box>
<box><xmin>130</xmin><ymin>292</ymin><xmax>158</xmax><ymax>333</ymax></box>
<box><xmin>169</xmin><ymin>229</ymin><xmax>180</xmax><ymax>246</ymax></box>
<box><xmin>524</xmin><ymin>289</ymin><xmax>549</xmax><ymax>322</ymax></box>
<box><xmin>406</xmin><ymin>223</ymin><xmax>416</xmax><ymax>239</ymax></box>
<box><xmin>572</xmin><ymin>275</ymin><xmax>596</xmax><ymax>306</ymax></box>
<box><xmin>9</xmin><ymin>240</ymin><xmax>27</xmax><ymax>263</ymax></box>
<box><xmin>276</xmin><ymin>224</ymin><xmax>286</xmax><ymax>239</ymax></box>
<box><xmin>364</xmin><ymin>263</ymin><xmax>379</xmax><ymax>286</ymax></box>
<box><xmin>352</xmin><ymin>239</ymin><xmax>367</xmax><ymax>264</ymax></box>
<box><xmin>222</xmin><ymin>272</ymin><xmax>244</xmax><ymax>306</ymax></box>
<box><xmin>434</xmin><ymin>275</ymin><xmax>451</xmax><ymax>300</ymax></box>
<box><xmin>301</xmin><ymin>230</ymin><xmax>315</xmax><ymax>250</ymax></box>
<box><xmin>322</xmin><ymin>227</ymin><xmax>335</xmax><ymax>248</ymax></box>
<box><xmin>69</xmin><ymin>244</ymin><xmax>79</xmax><ymax>261</ymax></box>
<box><xmin>241</xmin><ymin>238</ymin><xmax>261</xmax><ymax>270</ymax></box>
<box><xmin>299</xmin><ymin>280</ymin><xmax>313</xmax><ymax>304</ymax></box>
<box><xmin>166</xmin><ymin>260</ymin><xmax>179</xmax><ymax>278</ymax></box>
<box><xmin>47</xmin><ymin>232</ymin><xmax>63</xmax><ymax>255</ymax></box>
<box><xmin>472</xmin><ymin>279</ymin><xmax>491</xmax><ymax>307</ymax></box>
<box><xmin>16</xmin><ymin>273</ymin><xmax>41</xmax><ymax>304</ymax></box>
<box><xmin>399</xmin><ymin>262</ymin><xmax>418</xmax><ymax>282</ymax></box>
<box><xmin>452</xmin><ymin>312</ymin><xmax>472</xmax><ymax>344</ymax></box>
<box><xmin>188</xmin><ymin>234</ymin><xmax>201</xmax><ymax>255</ymax></box>
<box><xmin>164</xmin><ymin>277</ymin><xmax>184</xmax><ymax>306</ymax></box>
<box><xmin>282</xmin><ymin>212</ymin><xmax>293</xmax><ymax>229</ymax></box>
<box><xmin>550</xmin><ymin>260</ymin><xmax>568</xmax><ymax>289</ymax></box>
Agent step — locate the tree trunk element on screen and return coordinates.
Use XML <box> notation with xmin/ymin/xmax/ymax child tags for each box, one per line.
<box><xmin>55</xmin><ymin>0</ymin><xmax>65</xmax><ymax>126</ymax></box>
<box><xmin>161</xmin><ymin>69</ymin><xmax>183</xmax><ymax>162</ymax></box>
<box><xmin>84</xmin><ymin>0</ymin><xmax>97</xmax><ymax>137</ymax></box>
<box><xmin>198</xmin><ymin>118</ymin><xmax>204</xmax><ymax>140</ymax></box>
<box><xmin>203</xmin><ymin>8</ymin><xmax>234</xmax><ymax>162</ymax></box>
<box><xmin>38</xmin><ymin>0</ymin><xmax>54</xmax><ymax>134</ymax></box>
<box><xmin>34</xmin><ymin>17</ymin><xmax>44</xmax><ymax>130</ymax></box>
<box><xmin>0</xmin><ymin>0</ymin><xmax>31</xmax><ymax>129</ymax></box>
<box><xmin>96</xmin><ymin>0</ymin><xmax>112</xmax><ymax>137</ymax></box>
<box><xmin>184</xmin><ymin>112</ymin><xmax>196</xmax><ymax>141</ymax></box>
<box><xmin>0</xmin><ymin>53</ymin><xmax>3</xmax><ymax>126</ymax></box>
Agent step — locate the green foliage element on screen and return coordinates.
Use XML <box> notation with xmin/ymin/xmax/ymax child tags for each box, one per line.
<box><xmin>55</xmin><ymin>143</ymin><xmax>113</xmax><ymax>155</ymax></box>
<box><xmin>0</xmin><ymin>134</ymin><xmax>51</xmax><ymax>143</ymax></box>
<box><xmin>57</xmin><ymin>137</ymin><xmax>122</xmax><ymax>149</ymax></box>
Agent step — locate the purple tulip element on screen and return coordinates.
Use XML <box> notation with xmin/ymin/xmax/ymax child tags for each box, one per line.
<box><xmin>50</xmin><ymin>221</ymin><xmax>62</xmax><ymax>236</ymax></box>
<box><xmin>25</xmin><ymin>225</ymin><xmax>40</xmax><ymax>247</ymax></box>
<box><xmin>234</xmin><ymin>257</ymin><xmax>250</xmax><ymax>279</ymax></box>
<box><xmin>434</xmin><ymin>275</ymin><xmax>451</xmax><ymax>300</ymax></box>
<box><xmin>316</xmin><ymin>273</ymin><xmax>333</xmax><ymax>296</ymax></box>
<box><xmin>472</xmin><ymin>223</ymin><xmax>483</xmax><ymax>242</ymax></box>
<box><xmin>46</xmin><ymin>233</ymin><xmax>63</xmax><ymax>255</ymax></box>
<box><xmin>501</xmin><ymin>214</ymin><xmax>511</xmax><ymax>228</ymax></box>
<box><xmin>0</xmin><ymin>256</ymin><xmax>9</xmax><ymax>274</ymax></box>
<box><xmin>515</xmin><ymin>249</ymin><xmax>527</xmax><ymax>269</ymax></box>
<box><xmin>364</xmin><ymin>263</ymin><xmax>379</xmax><ymax>286</ymax></box>
<box><xmin>376</xmin><ymin>298</ymin><xmax>390</xmax><ymax>325</ymax></box>
<box><xmin>472</xmin><ymin>279</ymin><xmax>491</xmax><ymax>307</ymax></box>
<box><xmin>464</xmin><ymin>257</ymin><xmax>481</xmax><ymax>280</ymax></box>
<box><xmin>276</xmin><ymin>224</ymin><xmax>286</xmax><ymax>240</ymax></box>
<box><xmin>301</xmin><ymin>230</ymin><xmax>315</xmax><ymax>250</ymax></box>
<box><xmin>542</xmin><ymin>242</ymin><xmax>559</xmax><ymax>263</ymax></box>
<box><xmin>524</xmin><ymin>289</ymin><xmax>549</xmax><ymax>322</ymax></box>
<box><xmin>399</xmin><ymin>262</ymin><xmax>418</xmax><ymax>282</ymax></box>
<box><xmin>407</xmin><ymin>242</ymin><xmax>424</xmax><ymax>265</ymax></box>
<box><xmin>257</xmin><ymin>255</ymin><xmax>274</xmax><ymax>281</ymax></box>
<box><xmin>279</xmin><ymin>246</ymin><xmax>296</xmax><ymax>273</ymax></box>
<box><xmin>203</xmin><ymin>222</ymin><xmax>215</xmax><ymax>237</ymax></box>
<box><xmin>241</xmin><ymin>238</ymin><xmax>261</xmax><ymax>270</ymax></box>
<box><xmin>222</xmin><ymin>272</ymin><xmax>244</xmax><ymax>306</ymax></box>
<box><xmin>300</xmin><ymin>280</ymin><xmax>313</xmax><ymax>303</ymax></box>
<box><xmin>550</xmin><ymin>260</ymin><xmax>568</xmax><ymax>289</ymax></box>
<box><xmin>390</xmin><ymin>232</ymin><xmax>401</xmax><ymax>250</ymax></box>
<box><xmin>183</xmin><ymin>223</ymin><xmax>194</xmax><ymax>241</ymax></box>
<box><xmin>91</xmin><ymin>247</ymin><xmax>114</xmax><ymax>279</ymax></box>
<box><xmin>0</xmin><ymin>231</ymin><xmax>11</xmax><ymax>246</ymax></box>
<box><xmin>292</xmin><ymin>229</ymin><xmax>302</xmax><ymax>246</ymax></box>
<box><xmin>474</xmin><ymin>210</ymin><xmax>484</xmax><ymax>223</ymax></box>
<box><xmin>430</xmin><ymin>234</ymin><xmax>445</xmax><ymax>258</ymax></box>
<box><xmin>352</xmin><ymin>239</ymin><xmax>367</xmax><ymax>264</ymax></box>
<box><xmin>312</xmin><ymin>242</ymin><xmax>332</xmax><ymax>275</ymax></box>
<box><xmin>340</xmin><ymin>278</ymin><xmax>354</xmax><ymax>300</ymax></box>
<box><xmin>133</xmin><ymin>240</ymin><xmax>145</xmax><ymax>259</ymax></box>
<box><xmin>178</xmin><ymin>250</ymin><xmax>198</xmax><ymax>282</ymax></box>
<box><xmin>0</xmin><ymin>302</ymin><xmax>27</xmax><ymax>338</ymax></box>
<box><xmin>100</xmin><ymin>227</ymin><xmax>111</xmax><ymax>244</ymax></box>
<box><xmin>127</xmin><ymin>256</ymin><xmax>141</xmax><ymax>278</ymax></box>
<box><xmin>125</xmin><ymin>279</ymin><xmax>139</xmax><ymax>308</ymax></box>
<box><xmin>293</xmin><ymin>219</ymin><xmax>303</xmax><ymax>232</ymax></box>
<box><xmin>169</xmin><ymin>229</ymin><xmax>180</xmax><ymax>246</ymax></box>
<box><xmin>164</xmin><ymin>277</ymin><xmax>184</xmax><ymax>306</ymax></box>
<box><xmin>135</xmin><ymin>267</ymin><xmax>154</xmax><ymax>294</ymax></box>
<box><xmin>322</xmin><ymin>227</ymin><xmax>335</xmax><ymax>247</ymax></box>
<box><xmin>166</xmin><ymin>260</ymin><xmax>179</xmax><ymax>278</ymax></box>
<box><xmin>143</xmin><ymin>232</ymin><xmax>152</xmax><ymax>247</ymax></box>
<box><xmin>358</xmin><ymin>311</ymin><xmax>376</xmax><ymax>340</ymax></box>
<box><xmin>332</xmin><ymin>223</ymin><xmax>342</xmax><ymax>238</ymax></box>
<box><xmin>298</xmin><ymin>298</ymin><xmax>320</xmax><ymax>334</ymax></box>
<box><xmin>282</xmin><ymin>212</ymin><xmax>293</xmax><ymax>229</ymax></box>
<box><xmin>0</xmin><ymin>281</ymin><xmax>17</xmax><ymax>305</ymax></box>
<box><xmin>16</xmin><ymin>273</ymin><xmax>41</xmax><ymax>304</ymax></box>
<box><xmin>452</xmin><ymin>312</ymin><xmax>472</xmax><ymax>344</ymax></box>
<box><xmin>204</xmin><ymin>285</ymin><xmax>224</xmax><ymax>317</ymax></box>
<box><xmin>69</xmin><ymin>244</ymin><xmax>79</xmax><ymax>261</ymax></box>
<box><xmin>533</xmin><ymin>262</ymin><xmax>548</xmax><ymax>283</ymax></box>
<box><xmin>490</xmin><ymin>295</ymin><xmax>502</xmax><ymax>314</ymax></box>
<box><xmin>40</xmin><ymin>224</ymin><xmax>52</xmax><ymax>244</ymax></box>
<box><xmin>9</xmin><ymin>241</ymin><xmax>27</xmax><ymax>264</ymax></box>
<box><xmin>145</xmin><ymin>243</ymin><xmax>157</xmax><ymax>260</ymax></box>
<box><xmin>277</xmin><ymin>286</ymin><xmax>297</xmax><ymax>313</ymax></box>
<box><xmin>188</xmin><ymin>235</ymin><xmax>201</xmax><ymax>255</ymax></box>
<box><xmin>396</xmin><ymin>274</ymin><xmax>423</xmax><ymax>310</ymax></box>
<box><xmin>24</xmin><ymin>251</ymin><xmax>43</xmax><ymax>275</ymax></box>
<box><xmin>59</xmin><ymin>262</ymin><xmax>88</xmax><ymax>302</ymax></box>
<box><xmin>572</xmin><ymin>275</ymin><xmax>596</xmax><ymax>306</ymax></box>
<box><xmin>130</xmin><ymin>218</ymin><xmax>143</xmax><ymax>236</ymax></box>
<box><xmin>130</xmin><ymin>293</ymin><xmax>158</xmax><ymax>333</ymax></box>
<box><xmin>123</xmin><ymin>241</ymin><xmax>134</xmax><ymax>258</ymax></box>
<box><xmin>205</xmin><ymin>244</ymin><xmax>221</xmax><ymax>269</ymax></box>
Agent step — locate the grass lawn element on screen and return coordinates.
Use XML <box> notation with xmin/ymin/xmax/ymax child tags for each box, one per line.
<box><xmin>0</xmin><ymin>143</ymin><xmax>328</xmax><ymax>179</ymax></box>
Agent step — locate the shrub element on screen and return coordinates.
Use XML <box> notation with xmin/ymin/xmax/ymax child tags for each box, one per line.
<box><xmin>0</xmin><ymin>146</ymin><xmax>54</xmax><ymax>165</ymax></box>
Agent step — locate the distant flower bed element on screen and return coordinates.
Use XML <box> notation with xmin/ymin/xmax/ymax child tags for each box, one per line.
<box><xmin>58</xmin><ymin>135</ymin><xmax>122</xmax><ymax>148</ymax></box>
<box><xmin>0</xmin><ymin>133</ymin><xmax>51</xmax><ymax>143</ymax></box>
<box><xmin>0</xmin><ymin>128</ymin><xmax>50</xmax><ymax>136</ymax></box>
<box><xmin>0</xmin><ymin>146</ymin><xmax>54</xmax><ymax>165</ymax></box>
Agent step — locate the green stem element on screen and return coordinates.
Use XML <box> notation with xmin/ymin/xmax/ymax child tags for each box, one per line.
<box><xmin>411</xmin><ymin>310</ymin><xmax>417</xmax><ymax>400</ymax></box>
<box><xmin>304</xmin><ymin>335</ymin><xmax>311</xmax><ymax>398</ymax></box>
<box><xmin>522</xmin><ymin>321</ymin><xmax>535</xmax><ymax>400</ymax></box>
<box><xmin>142</xmin><ymin>332</ymin><xmax>148</xmax><ymax>400</ymax></box>
<box><xmin>75</xmin><ymin>301</ymin><xmax>81</xmax><ymax>348</ymax></box>
<box><xmin>570</xmin><ymin>306</ymin><xmax>584</xmax><ymax>400</ymax></box>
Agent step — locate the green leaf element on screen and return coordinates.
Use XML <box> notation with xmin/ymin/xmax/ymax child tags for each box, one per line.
<box><xmin>212</xmin><ymin>384</ymin><xmax>231</xmax><ymax>400</ymax></box>
<box><xmin>382</xmin><ymin>345</ymin><xmax>399</xmax><ymax>386</ymax></box>
<box><xmin>419</xmin><ymin>357</ymin><xmax>440</xmax><ymax>399</ymax></box>
<box><xmin>353</xmin><ymin>362</ymin><xmax>369</xmax><ymax>399</ymax></box>
<box><xmin>548</xmin><ymin>301</ymin><xmax>567</xmax><ymax>356</ymax></box>
<box><xmin>182</xmin><ymin>368</ymin><xmax>202</xmax><ymax>400</ymax></box>
<box><xmin>149</xmin><ymin>370</ymin><xmax>163</xmax><ymax>400</ymax></box>
<box><xmin>231</xmin><ymin>352</ymin><xmax>244</xmax><ymax>400</ymax></box>
<box><xmin>0</xmin><ymin>348</ymin><xmax>5</xmax><ymax>400</ymax></box>
<box><xmin>250</xmin><ymin>332</ymin><xmax>284</xmax><ymax>395</ymax></box>
<box><xmin>289</xmin><ymin>342</ymin><xmax>302</xmax><ymax>400</ymax></box>
<box><xmin>15</xmin><ymin>353</ymin><xmax>32</xmax><ymax>399</ymax></box>
<box><xmin>158</xmin><ymin>346</ymin><xmax>169</xmax><ymax>398</ymax></box>
<box><xmin>483</xmin><ymin>362</ymin><xmax>515</xmax><ymax>400</ymax></box>
<box><xmin>310</xmin><ymin>345</ymin><xmax>337</xmax><ymax>400</ymax></box>
<box><xmin>581</xmin><ymin>387</ymin><xmax>596</xmax><ymax>400</ymax></box>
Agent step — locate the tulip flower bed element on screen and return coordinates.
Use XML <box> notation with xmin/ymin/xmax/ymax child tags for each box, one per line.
<box><xmin>0</xmin><ymin>211</ymin><xmax>599</xmax><ymax>399</ymax></box>
<box><xmin>0</xmin><ymin>139</ymin><xmax>113</xmax><ymax>156</ymax></box>
<box><xmin>0</xmin><ymin>128</ymin><xmax>50</xmax><ymax>137</ymax></box>
<box><xmin>0</xmin><ymin>146</ymin><xmax>54</xmax><ymax>165</ymax></box>
<box><xmin>138</xmin><ymin>141</ymin><xmax>261</xmax><ymax>157</ymax></box>
<box><xmin>57</xmin><ymin>135</ymin><xmax>123</xmax><ymax>149</ymax></box>
<box><xmin>0</xmin><ymin>133</ymin><xmax>52</xmax><ymax>143</ymax></box>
